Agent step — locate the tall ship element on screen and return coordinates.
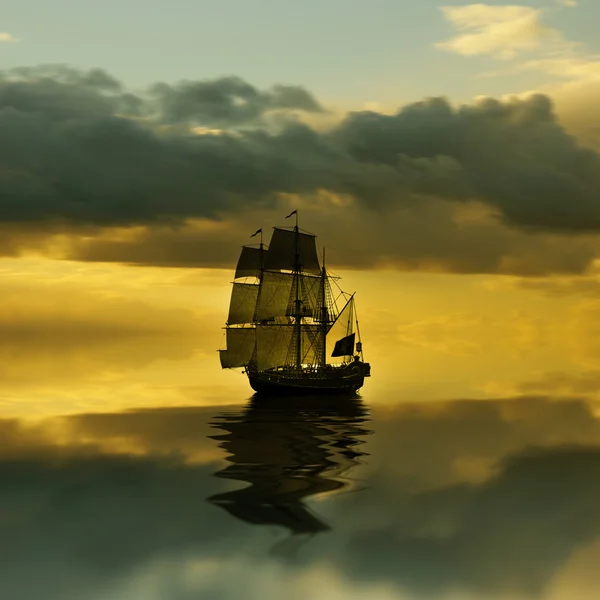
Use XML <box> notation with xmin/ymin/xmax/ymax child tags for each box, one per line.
<box><xmin>219</xmin><ymin>211</ymin><xmax>371</xmax><ymax>395</ymax></box>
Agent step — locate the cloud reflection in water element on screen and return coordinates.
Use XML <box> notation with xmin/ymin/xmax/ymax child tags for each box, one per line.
<box><xmin>2</xmin><ymin>396</ymin><xmax>600</xmax><ymax>598</ymax></box>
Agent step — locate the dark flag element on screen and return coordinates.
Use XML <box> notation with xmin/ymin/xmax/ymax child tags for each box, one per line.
<box><xmin>250</xmin><ymin>228</ymin><xmax>262</xmax><ymax>237</ymax></box>
<box><xmin>285</xmin><ymin>210</ymin><xmax>297</xmax><ymax>219</ymax></box>
<box><xmin>331</xmin><ymin>333</ymin><xmax>356</xmax><ymax>357</ymax></box>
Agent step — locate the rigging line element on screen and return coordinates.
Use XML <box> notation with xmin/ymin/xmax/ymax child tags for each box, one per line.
<box><xmin>330</xmin><ymin>277</ymin><xmax>352</xmax><ymax>312</ymax></box>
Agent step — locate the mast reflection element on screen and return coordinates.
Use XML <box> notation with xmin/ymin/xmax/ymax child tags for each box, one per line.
<box><xmin>208</xmin><ymin>395</ymin><xmax>371</xmax><ymax>536</ymax></box>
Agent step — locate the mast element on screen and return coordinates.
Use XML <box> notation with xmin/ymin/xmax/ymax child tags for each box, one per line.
<box><xmin>320</xmin><ymin>248</ymin><xmax>327</xmax><ymax>368</ymax></box>
<box><xmin>247</xmin><ymin>227</ymin><xmax>264</xmax><ymax>371</ymax></box>
<box><xmin>285</xmin><ymin>209</ymin><xmax>301</xmax><ymax>371</ymax></box>
<box><xmin>251</xmin><ymin>235</ymin><xmax>263</xmax><ymax>372</ymax></box>
<box><xmin>294</xmin><ymin>212</ymin><xmax>301</xmax><ymax>371</ymax></box>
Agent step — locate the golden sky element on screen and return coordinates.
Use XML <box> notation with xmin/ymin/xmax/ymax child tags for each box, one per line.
<box><xmin>2</xmin><ymin>252</ymin><xmax>600</xmax><ymax>418</ymax></box>
<box><xmin>2</xmin><ymin>3</ymin><xmax>600</xmax><ymax>421</ymax></box>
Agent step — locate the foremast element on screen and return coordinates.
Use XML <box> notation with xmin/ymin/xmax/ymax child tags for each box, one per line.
<box><xmin>248</xmin><ymin>228</ymin><xmax>264</xmax><ymax>372</ymax></box>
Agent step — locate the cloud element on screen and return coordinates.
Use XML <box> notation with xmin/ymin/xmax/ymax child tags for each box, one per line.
<box><xmin>517</xmin><ymin>55</ymin><xmax>600</xmax><ymax>84</ymax></box>
<box><xmin>552</xmin><ymin>79</ymin><xmax>600</xmax><ymax>150</ymax></box>
<box><xmin>437</xmin><ymin>3</ymin><xmax>600</xmax><ymax>91</ymax></box>
<box><xmin>518</xmin><ymin>370</ymin><xmax>600</xmax><ymax>396</ymax></box>
<box><xmin>3</xmin><ymin>66</ymin><xmax>600</xmax><ymax>273</ymax></box>
<box><xmin>512</xmin><ymin>275</ymin><xmax>600</xmax><ymax>297</ymax></box>
<box><xmin>436</xmin><ymin>4</ymin><xmax>560</xmax><ymax>59</ymax></box>
<box><xmin>151</xmin><ymin>76</ymin><xmax>324</xmax><ymax>127</ymax></box>
<box><xmin>0</xmin><ymin>276</ymin><xmax>209</xmax><ymax>391</ymax></box>
<box><xmin>0</xmin><ymin>32</ymin><xmax>17</xmax><ymax>43</ymax></box>
<box><xmin>61</xmin><ymin>200</ymin><xmax>600</xmax><ymax>276</ymax></box>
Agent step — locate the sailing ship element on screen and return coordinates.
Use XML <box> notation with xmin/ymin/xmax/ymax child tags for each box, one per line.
<box><xmin>219</xmin><ymin>211</ymin><xmax>371</xmax><ymax>395</ymax></box>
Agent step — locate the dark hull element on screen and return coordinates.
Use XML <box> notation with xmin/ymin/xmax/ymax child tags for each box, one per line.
<box><xmin>247</xmin><ymin>362</ymin><xmax>370</xmax><ymax>397</ymax></box>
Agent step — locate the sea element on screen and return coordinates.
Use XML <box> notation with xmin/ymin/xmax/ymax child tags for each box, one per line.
<box><xmin>3</xmin><ymin>376</ymin><xmax>600</xmax><ymax>600</ymax></box>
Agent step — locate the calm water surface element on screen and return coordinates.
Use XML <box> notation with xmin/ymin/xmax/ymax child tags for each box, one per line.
<box><xmin>3</xmin><ymin>389</ymin><xmax>600</xmax><ymax>600</ymax></box>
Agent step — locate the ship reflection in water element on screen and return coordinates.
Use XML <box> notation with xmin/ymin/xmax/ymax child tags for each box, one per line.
<box><xmin>208</xmin><ymin>395</ymin><xmax>371</xmax><ymax>538</ymax></box>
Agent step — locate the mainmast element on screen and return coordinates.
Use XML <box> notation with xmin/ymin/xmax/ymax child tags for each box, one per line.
<box><xmin>320</xmin><ymin>248</ymin><xmax>327</xmax><ymax>368</ymax></box>
<box><xmin>286</xmin><ymin>209</ymin><xmax>302</xmax><ymax>371</ymax></box>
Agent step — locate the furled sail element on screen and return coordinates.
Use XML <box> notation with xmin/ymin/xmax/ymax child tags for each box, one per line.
<box><xmin>264</xmin><ymin>228</ymin><xmax>320</xmax><ymax>274</ymax></box>
<box><xmin>220</xmin><ymin>328</ymin><xmax>256</xmax><ymax>368</ymax></box>
<box><xmin>235</xmin><ymin>246</ymin><xmax>263</xmax><ymax>280</ymax></box>
<box><xmin>227</xmin><ymin>282</ymin><xmax>259</xmax><ymax>325</ymax></box>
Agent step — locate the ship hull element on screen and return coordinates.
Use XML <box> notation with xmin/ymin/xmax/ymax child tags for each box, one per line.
<box><xmin>247</xmin><ymin>362</ymin><xmax>370</xmax><ymax>396</ymax></box>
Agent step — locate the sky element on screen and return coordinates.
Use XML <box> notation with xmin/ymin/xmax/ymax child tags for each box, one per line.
<box><xmin>2</xmin><ymin>1</ymin><xmax>600</xmax><ymax>416</ymax></box>
<box><xmin>6</xmin><ymin>4</ymin><xmax>600</xmax><ymax>598</ymax></box>
<box><xmin>3</xmin><ymin>0</ymin><xmax>600</xmax><ymax>105</ymax></box>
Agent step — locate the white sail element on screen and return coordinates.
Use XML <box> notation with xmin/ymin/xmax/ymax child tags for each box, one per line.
<box><xmin>235</xmin><ymin>246</ymin><xmax>263</xmax><ymax>279</ymax></box>
<box><xmin>227</xmin><ymin>282</ymin><xmax>259</xmax><ymax>325</ymax></box>
<box><xmin>264</xmin><ymin>228</ymin><xmax>321</xmax><ymax>274</ymax></box>
<box><xmin>219</xmin><ymin>327</ymin><xmax>256</xmax><ymax>368</ymax></box>
<box><xmin>326</xmin><ymin>296</ymin><xmax>355</xmax><ymax>363</ymax></box>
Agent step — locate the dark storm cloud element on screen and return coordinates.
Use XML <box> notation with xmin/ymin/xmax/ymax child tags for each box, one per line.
<box><xmin>1</xmin><ymin>65</ymin><xmax>600</xmax><ymax>231</ymax></box>
<box><xmin>152</xmin><ymin>75</ymin><xmax>324</xmax><ymax>126</ymax></box>
<box><xmin>66</xmin><ymin>200</ymin><xmax>599</xmax><ymax>276</ymax></box>
<box><xmin>4</xmin><ymin>66</ymin><xmax>600</xmax><ymax>274</ymax></box>
<box><xmin>333</xmin><ymin>94</ymin><xmax>600</xmax><ymax>231</ymax></box>
<box><xmin>0</xmin><ymin>65</ymin><xmax>139</xmax><ymax>120</ymax></box>
<box><xmin>0</xmin><ymin>66</ymin><xmax>352</xmax><ymax>226</ymax></box>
